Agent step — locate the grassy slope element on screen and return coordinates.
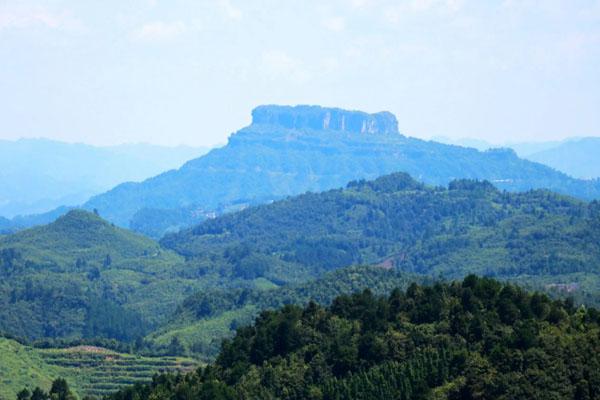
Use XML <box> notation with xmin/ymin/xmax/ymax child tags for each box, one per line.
<box><xmin>0</xmin><ymin>337</ymin><xmax>198</xmax><ymax>399</ymax></box>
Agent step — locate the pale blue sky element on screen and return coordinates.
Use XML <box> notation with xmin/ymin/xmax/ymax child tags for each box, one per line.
<box><xmin>1</xmin><ymin>0</ymin><xmax>599</xmax><ymax>146</ymax></box>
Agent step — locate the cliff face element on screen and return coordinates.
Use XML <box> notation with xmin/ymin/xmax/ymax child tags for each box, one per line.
<box><xmin>251</xmin><ymin>105</ymin><xmax>399</xmax><ymax>135</ymax></box>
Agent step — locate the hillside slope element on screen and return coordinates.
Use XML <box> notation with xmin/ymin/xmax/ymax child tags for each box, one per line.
<box><xmin>0</xmin><ymin>210</ymin><xmax>205</xmax><ymax>341</ymax></box>
<box><xmin>83</xmin><ymin>105</ymin><xmax>600</xmax><ymax>235</ymax></box>
<box><xmin>147</xmin><ymin>266</ymin><xmax>428</xmax><ymax>360</ymax></box>
<box><xmin>109</xmin><ymin>276</ymin><xmax>600</xmax><ymax>399</ymax></box>
<box><xmin>161</xmin><ymin>172</ymin><xmax>600</xmax><ymax>301</ymax></box>
<box><xmin>0</xmin><ymin>337</ymin><xmax>196</xmax><ymax>399</ymax></box>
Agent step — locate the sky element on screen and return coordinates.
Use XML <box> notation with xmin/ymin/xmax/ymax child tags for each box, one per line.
<box><xmin>0</xmin><ymin>0</ymin><xmax>599</xmax><ymax>147</ymax></box>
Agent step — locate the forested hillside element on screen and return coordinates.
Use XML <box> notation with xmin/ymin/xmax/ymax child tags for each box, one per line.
<box><xmin>109</xmin><ymin>276</ymin><xmax>600</xmax><ymax>399</ymax></box>
<box><xmin>162</xmin><ymin>172</ymin><xmax>600</xmax><ymax>302</ymax></box>
<box><xmin>3</xmin><ymin>171</ymin><xmax>600</xmax><ymax>351</ymax></box>
<box><xmin>147</xmin><ymin>266</ymin><xmax>429</xmax><ymax>360</ymax></box>
<box><xmin>0</xmin><ymin>210</ymin><xmax>205</xmax><ymax>341</ymax></box>
<box><xmin>83</xmin><ymin>105</ymin><xmax>600</xmax><ymax>236</ymax></box>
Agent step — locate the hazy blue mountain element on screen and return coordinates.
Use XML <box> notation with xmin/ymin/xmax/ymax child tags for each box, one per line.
<box><xmin>0</xmin><ymin>139</ymin><xmax>209</xmax><ymax>218</ymax></box>
<box><xmin>508</xmin><ymin>140</ymin><xmax>569</xmax><ymax>157</ymax></box>
<box><xmin>81</xmin><ymin>105</ymin><xmax>600</xmax><ymax>236</ymax></box>
<box><xmin>430</xmin><ymin>136</ymin><xmax>494</xmax><ymax>151</ymax></box>
<box><xmin>432</xmin><ymin>136</ymin><xmax>600</xmax><ymax>180</ymax></box>
<box><xmin>525</xmin><ymin>137</ymin><xmax>600</xmax><ymax>179</ymax></box>
<box><xmin>432</xmin><ymin>136</ymin><xmax>571</xmax><ymax>157</ymax></box>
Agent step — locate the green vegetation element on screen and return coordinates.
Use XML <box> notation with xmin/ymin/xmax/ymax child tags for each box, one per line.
<box><xmin>162</xmin><ymin>172</ymin><xmax>600</xmax><ymax>302</ymax></box>
<box><xmin>0</xmin><ymin>337</ymin><xmax>196</xmax><ymax>399</ymax></box>
<box><xmin>148</xmin><ymin>266</ymin><xmax>428</xmax><ymax>360</ymax></box>
<box><xmin>108</xmin><ymin>276</ymin><xmax>600</xmax><ymax>399</ymax></box>
<box><xmin>0</xmin><ymin>210</ymin><xmax>207</xmax><ymax>341</ymax></box>
<box><xmin>5</xmin><ymin>171</ymin><xmax>600</xmax><ymax>396</ymax></box>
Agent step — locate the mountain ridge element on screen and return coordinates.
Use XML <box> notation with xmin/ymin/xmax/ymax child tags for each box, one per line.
<box><xmin>78</xmin><ymin>105</ymin><xmax>600</xmax><ymax>236</ymax></box>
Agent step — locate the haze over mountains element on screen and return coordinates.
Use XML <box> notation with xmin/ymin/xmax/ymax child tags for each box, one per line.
<box><xmin>0</xmin><ymin>139</ymin><xmax>209</xmax><ymax>218</ymax></box>
<box><xmin>79</xmin><ymin>105</ymin><xmax>600</xmax><ymax>237</ymax></box>
<box><xmin>526</xmin><ymin>137</ymin><xmax>600</xmax><ymax>180</ymax></box>
<box><xmin>3</xmin><ymin>105</ymin><xmax>599</xmax><ymax>240</ymax></box>
<box><xmin>436</xmin><ymin>136</ymin><xmax>600</xmax><ymax>180</ymax></box>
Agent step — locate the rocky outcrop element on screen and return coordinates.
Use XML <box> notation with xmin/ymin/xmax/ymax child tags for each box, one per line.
<box><xmin>251</xmin><ymin>105</ymin><xmax>399</xmax><ymax>135</ymax></box>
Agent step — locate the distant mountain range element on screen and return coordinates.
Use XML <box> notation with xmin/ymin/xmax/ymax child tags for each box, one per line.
<box><xmin>526</xmin><ymin>137</ymin><xmax>600</xmax><ymax>180</ymax></box>
<box><xmin>0</xmin><ymin>139</ymin><xmax>209</xmax><ymax>218</ymax></box>
<box><xmin>80</xmin><ymin>105</ymin><xmax>600</xmax><ymax>237</ymax></box>
<box><xmin>435</xmin><ymin>136</ymin><xmax>600</xmax><ymax>179</ymax></box>
<box><xmin>4</xmin><ymin>106</ymin><xmax>599</xmax><ymax>238</ymax></box>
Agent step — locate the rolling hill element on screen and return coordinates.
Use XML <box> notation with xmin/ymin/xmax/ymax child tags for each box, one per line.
<box><xmin>81</xmin><ymin>105</ymin><xmax>600</xmax><ymax>237</ymax></box>
<box><xmin>161</xmin><ymin>172</ymin><xmax>600</xmax><ymax>304</ymax></box>
<box><xmin>146</xmin><ymin>266</ymin><xmax>429</xmax><ymax>360</ymax></box>
<box><xmin>0</xmin><ymin>210</ymin><xmax>207</xmax><ymax>342</ymax></box>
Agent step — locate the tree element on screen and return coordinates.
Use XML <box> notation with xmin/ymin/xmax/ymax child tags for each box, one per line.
<box><xmin>103</xmin><ymin>254</ymin><xmax>112</xmax><ymax>268</ymax></box>
<box><xmin>168</xmin><ymin>336</ymin><xmax>185</xmax><ymax>355</ymax></box>
<box><xmin>16</xmin><ymin>389</ymin><xmax>31</xmax><ymax>400</ymax></box>
<box><xmin>49</xmin><ymin>378</ymin><xmax>75</xmax><ymax>400</ymax></box>
<box><xmin>30</xmin><ymin>388</ymin><xmax>48</xmax><ymax>400</ymax></box>
<box><xmin>87</xmin><ymin>267</ymin><xmax>100</xmax><ymax>281</ymax></box>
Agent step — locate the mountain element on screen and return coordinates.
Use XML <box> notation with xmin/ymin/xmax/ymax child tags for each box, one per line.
<box><xmin>526</xmin><ymin>137</ymin><xmax>600</xmax><ymax>179</ymax></box>
<box><xmin>108</xmin><ymin>276</ymin><xmax>600</xmax><ymax>399</ymax></box>
<box><xmin>431</xmin><ymin>136</ymin><xmax>568</xmax><ymax>157</ymax></box>
<box><xmin>82</xmin><ymin>105</ymin><xmax>600</xmax><ymax>236</ymax></box>
<box><xmin>161</xmin><ymin>172</ymin><xmax>600</xmax><ymax>304</ymax></box>
<box><xmin>6</xmin><ymin>171</ymin><xmax>600</xmax><ymax>349</ymax></box>
<box><xmin>0</xmin><ymin>139</ymin><xmax>209</xmax><ymax>218</ymax></box>
<box><xmin>0</xmin><ymin>210</ymin><xmax>208</xmax><ymax>341</ymax></box>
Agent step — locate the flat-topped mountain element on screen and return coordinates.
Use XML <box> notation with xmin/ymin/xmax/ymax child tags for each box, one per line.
<box><xmin>80</xmin><ymin>105</ymin><xmax>600</xmax><ymax>236</ymax></box>
<box><xmin>251</xmin><ymin>105</ymin><xmax>399</xmax><ymax>135</ymax></box>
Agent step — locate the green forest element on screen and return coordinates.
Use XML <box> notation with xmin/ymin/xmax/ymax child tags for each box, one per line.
<box><xmin>4</xmin><ymin>172</ymin><xmax>600</xmax><ymax>398</ymax></box>
<box><xmin>107</xmin><ymin>276</ymin><xmax>600</xmax><ymax>399</ymax></box>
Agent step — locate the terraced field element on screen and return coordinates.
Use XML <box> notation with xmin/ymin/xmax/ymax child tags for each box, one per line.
<box><xmin>0</xmin><ymin>338</ymin><xmax>198</xmax><ymax>399</ymax></box>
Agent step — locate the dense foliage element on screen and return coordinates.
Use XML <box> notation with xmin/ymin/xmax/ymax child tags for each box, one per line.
<box><xmin>0</xmin><ymin>210</ymin><xmax>203</xmax><ymax>341</ymax></box>
<box><xmin>3</xmin><ymin>171</ymin><xmax>600</xmax><ymax>352</ymax></box>
<box><xmin>109</xmin><ymin>276</ymin><xmax>600</xmax><ymax>399</ymax></box>
<box><xmin>162</xmin><ymin>172</ymin><xmax>600</xmax><ymax>302</ymax></box>
<box><xmin>147</xmin><ymin>266</ymin><xmax>429</xmax><ymax>359</ymax></box>
<box><xmin>15</xmin><ymin>378</ymin><xmax>76</xmax><ymax>400</ymax></box>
